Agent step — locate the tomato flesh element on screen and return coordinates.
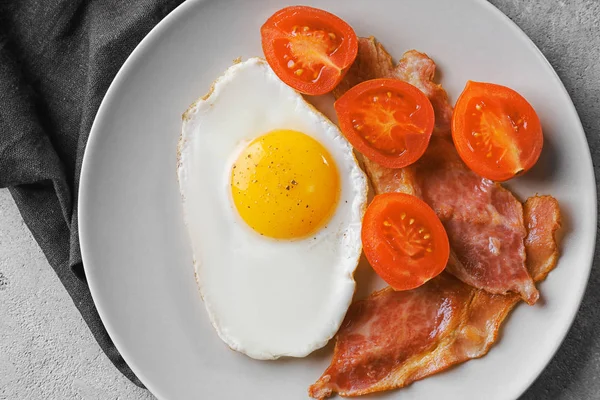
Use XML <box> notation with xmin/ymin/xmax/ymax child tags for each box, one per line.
<box><xmin>273</xmin><ymin>24</ymin><xmax>342</xmax><ymax>84</ymax></box>
<box><xmin>335</xmin><ymin>79</ymin><xmax>435</xmax><ymax>168</ymax></box>
<box><xmin>261</xmin><ymin>6</ymin><xmax>358</xmax><ymax>95</ymax></box>
<box><xmin>362</xmin><ymin>193</ymin><xmax>450</xmax><ymax>291</ymax></box>
<box><xmin>452</xmin><ymin>81</ymin><xmax>543</xmax><ymax>182</ymax></box>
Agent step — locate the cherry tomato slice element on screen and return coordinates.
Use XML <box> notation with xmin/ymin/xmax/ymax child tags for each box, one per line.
<box><xmin>335</xmin><ymin>78</ymin><xmax>435</xmax><ymax>168</ymax></box>
<box><xmin>452</xmin><ymin>81</ymin><xmax>543</xmax><ymax>182</ymax></box>
<box><xmin>362</xmin><ymin>193</ymin><xmax>450</xmax><ymax>291</ymax></box>
<box><xmin>261</xmin><ymin>6</ymin><xmax>358</xmax><ymax>95</ymax></box>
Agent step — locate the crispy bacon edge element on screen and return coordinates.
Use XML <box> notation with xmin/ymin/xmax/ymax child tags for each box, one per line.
<box><xmin>337</xmin><ymin>36</ymin><xmax>539</xmax><ymax>304</ymax></box>
<box><xmin>309</xmin><ymin>196</ymin><xmax>560</xmax><ymax>398</ymax></box>
<box><xmin>309</xmin><ymin>36</ymin><xmax>562</xmax><ymax>398</ymax></box>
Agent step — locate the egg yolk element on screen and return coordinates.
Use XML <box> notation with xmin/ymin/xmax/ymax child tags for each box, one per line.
<box><xmin>231</xmin><ymin>129</ymin><xmax>340</xmax><ymax>239</ymax></box>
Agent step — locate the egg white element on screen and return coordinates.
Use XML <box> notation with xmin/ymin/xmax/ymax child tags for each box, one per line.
<box><xmin>177</xmin><ymin>58</ymin><xmax>367</xmax><ymax>360</ymax></box>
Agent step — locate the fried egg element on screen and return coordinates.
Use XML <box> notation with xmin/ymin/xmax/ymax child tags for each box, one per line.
<box><xmin>177</xmin><ymin>58</ymin><xmax>367</xmax><ymax>360</ymax></box>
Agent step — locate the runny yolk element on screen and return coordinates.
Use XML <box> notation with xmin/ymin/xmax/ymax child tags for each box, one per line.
<box><xmin>231</xmin><ymin>129</ymin><xmax>340</xmax><ymax>239</ymax></box>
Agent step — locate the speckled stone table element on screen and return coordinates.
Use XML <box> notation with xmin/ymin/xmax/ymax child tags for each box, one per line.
<box><xmin>1</xmin><ymin>1</ymin><xmax>598</xmax><ymax>399</ymax></box>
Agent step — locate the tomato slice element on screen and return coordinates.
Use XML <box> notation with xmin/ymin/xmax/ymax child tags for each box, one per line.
<box><xmin>452</xmin><ymin>81</ymin><xmax>543</xmax><ymax>182</ymax></box>
<box><xmin>261</xmin><ymin>6</ymin><xmax>358</xmax><ymax>95</ymax></box>
<box><xmin>362</xmin><ymin>193</ymin><xmax>450</xmax><ymax>291</ymax></box>
<box><xmin>335</xmin><ymin>78</ymin><xmax>435</xmax><ymax>168</ymax></box>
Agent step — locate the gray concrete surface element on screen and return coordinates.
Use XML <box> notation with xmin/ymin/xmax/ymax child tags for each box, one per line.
<box><xmin>490</xmin><ymin>1</ymin><xmax>600</xmax><ymax>398</ymax></box>
<box><xmin>0</xmin><ymin>189</ymin><xmax>154</xmax><ymax>400</ymax></box>
<box><xmin>0</xmin><ymin>0</ymin><xmax>599</xmax><ymax>399</ymax></box>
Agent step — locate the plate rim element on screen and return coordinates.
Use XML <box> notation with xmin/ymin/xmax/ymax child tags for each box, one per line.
<box><xmin>78</xmin><ymin>0</ymin><xmax>597</xmax><ymax>399</ymax></box>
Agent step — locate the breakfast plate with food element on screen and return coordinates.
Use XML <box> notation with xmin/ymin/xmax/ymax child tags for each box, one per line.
<box><xmin>79</xmin><ymin>1</ymin><xmax>596</xmax><ymax>399</ymax></box>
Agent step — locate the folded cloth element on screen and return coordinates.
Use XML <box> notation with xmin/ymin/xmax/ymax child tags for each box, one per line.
<box><xmin>0</xmin><ymin>0</ymin><xmax>184</xmax><ymax>387</ymax></box>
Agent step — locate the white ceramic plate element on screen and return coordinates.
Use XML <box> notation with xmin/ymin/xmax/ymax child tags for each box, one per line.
<box><xmin>79</xmin><ymin>1</ymin><xmax>597</xmax><ymax>399</ymax></box>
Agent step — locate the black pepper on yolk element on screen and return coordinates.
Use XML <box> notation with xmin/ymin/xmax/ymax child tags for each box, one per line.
<box><xmin>231</xmin><ymin>129</ymin><xmax>340</xmax><ymax>239</ymax></box>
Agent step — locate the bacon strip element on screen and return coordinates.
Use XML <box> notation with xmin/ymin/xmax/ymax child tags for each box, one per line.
<box><xmin>308</xmin><ymin>275</ymin><xmax>517</xmax><ymax>399</ymax></box>
<box><xmin>416</xmin><ymin>138</ymin><xmax>538</xmax><ymax>303</ymax></box>
<box><xmin>524</xmin><ymin>196</ymin><xmax>561</xmax><ymax>281</ymax></box>
<box><xmin>308</xmin><ymin>196</ymin><xmax>560</xmax><ymax>399</ymax></box>
<box><xmin>337</xmin><ymin>37</ymin><xmax>538</xmax><ymax>304</ymax></box>
<box><xmin>309</xmin><ymin>38</ymin><xmax>562</xmax><ymax>399</ymax></box>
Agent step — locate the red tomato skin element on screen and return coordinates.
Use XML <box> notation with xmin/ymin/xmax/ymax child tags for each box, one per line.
<box><xmin>335</xmin><ymin>78</ymin><xmax>435</xmax><ymax>169</ymax></box>
<box><xmin>261</xmin><ymin>6</ymin><xmax>358</xmax><ymax>95</ymax></box>
<box><xmin>452</xmin><ymin>81</ymin><xmax>543</xmax><ymax>182</ymax></box>
<box><xmin>362</xmin><ymin>193</ymin><xmax>450</xmax><ymax>291</ymax></box>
